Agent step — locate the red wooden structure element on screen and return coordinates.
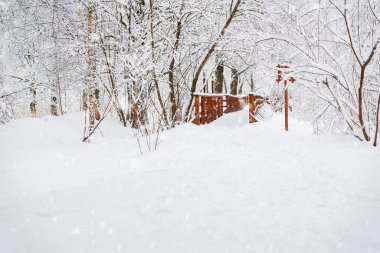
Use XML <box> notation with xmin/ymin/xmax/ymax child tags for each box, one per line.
<box><xmin>192</xmin><ymin>92</ymin><xmax>268</xmax><ymax>125</ymax></box>
<box><xmin>192</xmin><ymin>94</ymin><xmax>248</xmax><ymax>125</ymax></box>
<box><xmin>248</xmin><ymin>93</ymin><xmax>266</xmax><ymax>123</ymax></box>
<box><xmin>192</xmin><ymin>74</ymin><xmax>267</xmax><ymax>125</ymax></box>
<box><xmin>192</xmin><ymin>66</ymin><xmax>296</xmax><ymax>127</ymax></box>
<box><xmin>276</xmin><ymin>64</ymin><xmax>296</xmax><ymax>131</ymax></box>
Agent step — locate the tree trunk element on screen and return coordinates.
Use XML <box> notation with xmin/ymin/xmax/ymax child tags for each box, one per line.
<box><xmin>215</xmin><ymin>60</ymin><xmax>224</xmax><ymax>94</ymax></box>
<box><xmin>149</xmin><ymin>0</ymin><xmax>169</xmax><ymax>127</ymax></box>
<box><xmin>51</xmin><ymin>96</ymin><xmax>58</xmax><ymax>116</ymax></box>
<box><xmin>230</xmin><ymin>68</ymin><xmax>238</xmax><ymax>95</ymax></box>
<box><xmin>168</xmin><ymin>1</ymin><xmax>184</xmax><ymax>124</ymax></box>
<box><xmin>52</xmin><ymin>0</ymin><xmax>63</xmax><ymax>116</ymax></box>
<box><xmin>129</xmin><ymin>83</ymin><xmax>147</xmax><ymax>129</ymax></box>
<box><xmin>30</xmin><ymin>85</ymin><xmax>37</xmax><ymax>117</ymax></box>
<box><xmin>357</xmin><ymin>66</ymin><xmax>370</xmax><ymax>141</ymax></box>
<box><xmin>250</xmin><ymin>73</ymin><xmax>255</xmax><ymax>92</ymax></box>
<box><xmin>374</xmin><ymin>93</ymin><xmax>380</xmax><ymax>147</ymax></box>
<box><xmin>87</xmin><ymin>0</ymin><xmax>96</xmax><ymax>131</ymax></box>
<box><xmin>100</xmin><ymin>40</ymin><xmax>127</xmax><ymax>127</ymax></box>
<box><xmin>82</xmin><ymin>90</ymin><xmax>87</xmax><ymax>111</ymax></box>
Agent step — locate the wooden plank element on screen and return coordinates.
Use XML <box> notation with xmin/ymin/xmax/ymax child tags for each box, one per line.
<box><xmin>193</xmin><ymin>95</ymin><xmax>200</xmax><ymax>125</ymax></box>
<box><xmin>201</xmin><ymin>96</ymin><xmax>206</xmax><ymax>125</ymax></box>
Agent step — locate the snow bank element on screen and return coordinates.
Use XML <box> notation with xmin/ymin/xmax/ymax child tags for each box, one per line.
<box><xmin>0</xmin><ymin>111</ymin><xmax>379</xmax><ymax>253</ymax></box>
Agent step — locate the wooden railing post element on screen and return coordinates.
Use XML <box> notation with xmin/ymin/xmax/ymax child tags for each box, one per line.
<box><xmin>226</xmin><ymin>95</ymin><xmax>230</xmax><ymax>112</ymax></box>
<box><xmin>218</xmin><ymin>97</ymin><xmax>223</xmax><ymax>117</ymax></box>
<box><xmin>201</xmin><ymin>96</ymin><xmax>206</xmax><ymax>125</ymax></box>
<box><xmin>213</xmin><ymin>97</ymin><xmax>217</xmax><ymax>121</ymax></box>
<box><xmin>211</xmin><ymin>97</ymin><xmax>215</xmax><ymax>122</ymax></box>
<box><xmin>207</xmin><ymin>96</ymin><xmax>212</xmax><ymax>123</ymax></box>
<box><xmin>249</xmin><ymin>94</ymin><xmax>257</xmax><ymax>123</ymax></box>
<box><xmin>210</xmin><ymin>97</ymin><xmax>214</xmax><ymax>121</ymax></box>
<box><xmin>194</xmin><ymin>95</ymin><xmax>200</xmax><ymax>125</ymax></box>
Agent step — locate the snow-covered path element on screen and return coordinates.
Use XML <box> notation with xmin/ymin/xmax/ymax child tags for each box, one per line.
<box><xmin>0</xmin><ymin>110</ymin><xmax>379</xmax><ymax>253</ymax></box>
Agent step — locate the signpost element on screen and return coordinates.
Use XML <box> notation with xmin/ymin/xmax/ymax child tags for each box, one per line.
<box><xmin>276</xmin><ymin>64</ymin><xmax>296</xmax><ymax>131</ymax></box>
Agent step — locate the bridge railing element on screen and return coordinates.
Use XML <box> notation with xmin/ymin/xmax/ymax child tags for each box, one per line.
<box><xmin>192</xmin><ymin>92</ymin><xmax>266</xmax><ymax>125</ymax></box>
<box><xmin>192</xmin><ymin>93</ymin><xmax>248</xmax><ymax>125</ymax></box>
<box><xmin>248</xmin><ymin>93</ymin><xmax>267</xmax><ymax>123</ymax></box>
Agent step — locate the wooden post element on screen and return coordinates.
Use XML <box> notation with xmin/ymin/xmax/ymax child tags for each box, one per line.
<box><xmin>211</xmin><ymin>97</ymin><xmax>214</xmax><ymax>121</ymax></box>
<box><xmin>218</xmin><ymin>97</ymin><xmax>223</xmax><ymax>117</ymax></box>
<box><xmin>201</xmin><ymin>96</ymin><xmax>206</xmax><ymax>125</ymax></box>
<box><xmin>216</xmin><ymin>97</ymin><xmax>219</xmax><ymax>117</ymax></box>
<box><xmin>205</xmin><ymin>97</ymin><xmax>210</xmax><ymax>124</ymax></box>
<box><xmin>249</xmin><ymin>94</ymin><xmax>258</xmax><ymax>123</ymax></box>
<box><xmin>249</xmin><ymin>95</ymin><xmax>254</xmax><ymax>123</ymax></box>
<box><xmin>225</xmin><ymin>95</ymin><xmax>229</xmax><ymax>113</ymax></box>
<box><xmin>284</xmin><ymin>80</ymin><xmax>289</xmax><ymax>131</ymax></box>
<box><xmin>211</xmin><ymin>97</ymin><xmax>215</xmax><ymax>122</ymax></box>
<box><xmin>208</xmin><ymin>97</ymin><xmax>212</xmax><ymax>122</ymax></box>
<box><xmin>194</xmin><ymin>95</ymin><xmax>200</xmax><ymax>125</ymax></box>
<box><xmin>208</xmin><ymin>97</ymin><xmax>211</xmax><ymax>121</ymax></box>
<box><xmin>213</xmin><ymin>97</ymin><xmax>217</xmax><ymax>120</ymax></box>
<box><xmin>277</xmin><ymin>64</ymin><xmax>294</xmax><ymax>131</ymax></box>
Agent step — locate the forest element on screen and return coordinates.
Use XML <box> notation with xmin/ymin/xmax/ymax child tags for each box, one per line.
<box><xmin>0</xmin><ymin>0</ymin><xmax>379</xmax><ymax>145</ymax></box>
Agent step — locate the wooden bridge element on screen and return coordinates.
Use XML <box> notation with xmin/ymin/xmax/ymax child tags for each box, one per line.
<box><xmin>192</xmin><ymin>93</ymin><xmax>267</xmax><ymax>125</ymax></box>
<box><xmin>190</xmin><ymin>64</ymin><xmax>296</xmax><ymax>128</ymax></box>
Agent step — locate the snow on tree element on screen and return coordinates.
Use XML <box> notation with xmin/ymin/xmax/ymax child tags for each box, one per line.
<box><xmin>0</xmin><ymin>0</ymin><xmax>378</xmax><ymax>144</ymax></box>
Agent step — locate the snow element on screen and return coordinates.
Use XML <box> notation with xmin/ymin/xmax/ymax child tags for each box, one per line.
<box><xmin>0</xmin><ymin>110</ymin><xmax>379</xmax><ymax>253</ymax></box>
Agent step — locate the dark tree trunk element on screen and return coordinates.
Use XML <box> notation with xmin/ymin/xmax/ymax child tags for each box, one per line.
<box><xmin>374</xmin><ymin>93</ymin><xmax>380</xmax><ymax>147</ymax></box>
<box><xmin>30</xmin><ymin>85</ymin><xmax>37</xmax><ymax>117</ymax></box>
<box><xmin>358</xmin><ymin>66</ymin><xmax>370</xmax><ymax>141</ymax></box>
<box><xmin>94</xmin><ymin>88</ymin><xmax>101</xmax><ymax>121</ymax></box>
<box><xmin>215</xmin><ymin>61</ymin><xmax>224</xmax><ymax>93</ymax></box>
<box><xmin>82</xmin><ymin>91</ymin><xmax>87</xmax><ymax>111</ymax></box>
<box><xmin>30</xmin><ymin>101</ymin><xmax>37</xmax><ymax>117</ymax></box>
<box><xmin>51</xmin><ymin>96</ymin><xmax>58</xmax><ymax>116</ymax></box>
<box><xmin>230</xmin><ymin>68</ymin><xmax>238</xmax><ymax>95</ymax></box>
<box><xmin>250</xmin><ymin>73</ymin><xmax>255</xmax><ymax>92</ymax></box>
<box><xmin>168</xmin><ymin>1</ymin><xmax>185</xmax><ymax>125</ymax></box>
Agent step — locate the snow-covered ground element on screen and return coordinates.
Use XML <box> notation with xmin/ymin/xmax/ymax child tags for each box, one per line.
<box><xmin>0</xmin><ymin>110</ymin><xmax>379</xmax><ymax>253</ymax></box>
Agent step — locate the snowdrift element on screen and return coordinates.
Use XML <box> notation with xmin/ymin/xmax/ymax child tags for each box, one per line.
<box><xmin>0</xmin><ymin>111</ymin><xmax>379</xmax><ymax>253</ymax></box>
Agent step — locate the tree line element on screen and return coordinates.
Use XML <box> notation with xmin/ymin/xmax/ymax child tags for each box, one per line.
<box><xmin>0</xmin><ymin>0</ymin><xmax>379</xmax><ymax>145</ymax></box>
